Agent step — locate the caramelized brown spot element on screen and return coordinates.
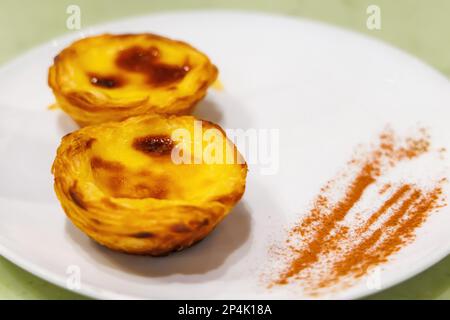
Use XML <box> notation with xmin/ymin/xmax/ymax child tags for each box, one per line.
<box><xmin>101</xmin><ymin>198</ymin><xmax>119</xmax><ymax>209</ymax></box>
<box><xmin>68</xmin><ymin>183</ymin><xmax>88</xmax><ymax>210</ymax></box>
<box><xmin>88</xmin><ymin>73</ymin><xmax>124</xmax><ymax>89</ymax></box>
<box><xmin>189</xmin><ymin>218</ymin><xmax>210</xmax><ymax>228</ymax></box>
<box><xmin>134</xmin><ymin>183</ymin><xmax>167</xmax><ymax>199</ymax></box>
<box><xmin>116</xmin><ymin>46</ymin><xmax>190</xmax><ymax>86</ymax></box>
<box><xmin>150</xmin><ymin>64</ymin><xmax>190</xmax><ymax>86</ymax></box>
<box><xmin>90</xmin><ymin>218</ymin><xmax>102</xmax><ymax>225</ymax></box>
<box><xmin>91</xmin><ymin>157</ymin><xmax>125</xmax><ymax>172</ymax></box>
<box><xmin>90</xmin><ymin>153</ymin><xmax>172</xmax><ymax>199</ymax></box>
<box><xmin>131</xmin><ymin>232</ymin><xmax>155</xmax><ymax>239</ymax></box>
<box><xmin>107</xmin><ymin>176</ymin><xmax>125</xmax><ymax>194</ymax></box>
<box><xmin>85</xmin><ymin>138</ymin><xmax>96</xmax><ymax>149</ymax></box>
<box><xmin>171</xmin><ymin>224</ymin><xmax>192</xmax><ymax>233</ymax></box>
<box><xmin>116</xmin><ymin>46</ymin><xmax>160</xmax><ymax>71</ymax></box>
<box><xmin>133</xmin><ymin>135</ymin><xmax>174</xmax><ymax>156</ymax></box>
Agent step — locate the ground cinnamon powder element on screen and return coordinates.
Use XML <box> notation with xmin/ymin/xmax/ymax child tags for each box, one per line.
<box><xmin>270</xmin><ymin>127</ymin><xmax>447</xmax><ymax>293</ymax></box>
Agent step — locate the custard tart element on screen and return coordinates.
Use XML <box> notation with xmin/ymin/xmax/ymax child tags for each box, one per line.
<box><xmin>52</xmin><ymin>114</ymin><xmax>247</xmax><ymax>255</ymax></box>
<box><xmin>48</xmin><ymin>34</ymin><xmax>218</xmax><ymax>126</ymax></box>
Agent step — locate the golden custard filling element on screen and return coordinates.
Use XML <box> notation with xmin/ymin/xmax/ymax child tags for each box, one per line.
<box><xmin>52</xmin><ymin>114</ymin><xmax>247</xmax><ymax>255</ymax></box>
<box><xmin>48</xmin><ymin>34</ymin><xmax>218</xmax><ymax>126</ymax></box>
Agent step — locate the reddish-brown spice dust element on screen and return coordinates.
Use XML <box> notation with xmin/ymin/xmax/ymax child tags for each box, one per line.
<box><xmin>270</xmin><ymin>127</ymin><xmax>447</xmax><ymax>293</ymax></box>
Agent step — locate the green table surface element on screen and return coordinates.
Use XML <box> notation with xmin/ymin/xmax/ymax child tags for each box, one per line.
<box><xmin>1</xmin><ymin>0</ymin><xmax>449</xmax><ymax>300</ymax></box>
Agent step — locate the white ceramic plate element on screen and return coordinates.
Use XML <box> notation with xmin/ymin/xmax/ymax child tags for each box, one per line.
<box><xmin>0</xmin><ymin>11</ymin><xmax>449</xmax><ymax>300</ymax></box>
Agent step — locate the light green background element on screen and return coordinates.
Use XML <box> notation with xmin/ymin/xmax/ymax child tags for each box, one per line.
<box><xmin>0</xmin><ymin>0</ymin><xmax>449</xmax><ymax>300</ymax></box>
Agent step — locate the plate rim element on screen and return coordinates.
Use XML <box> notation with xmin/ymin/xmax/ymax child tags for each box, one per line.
<box><xmin>0</xmin><ymin>9</ymin><xmax>449</xmax><ymax>300</ymax></box>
